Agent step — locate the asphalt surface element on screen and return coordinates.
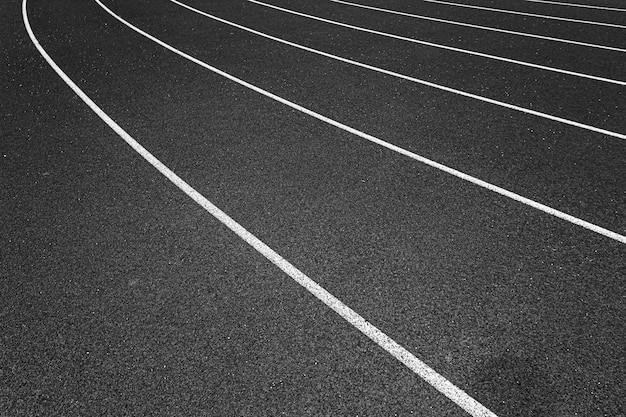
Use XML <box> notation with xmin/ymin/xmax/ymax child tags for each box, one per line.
<box><xmin>1</xmin><ymin>0</ymin><xmax>625</xmax><ymax>415</ymax></box>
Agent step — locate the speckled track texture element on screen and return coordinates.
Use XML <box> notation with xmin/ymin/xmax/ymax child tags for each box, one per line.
<box><xmin>1</xmin><ymin>0</ymin><xmax>625</xmax><ymax>416</ymax></box>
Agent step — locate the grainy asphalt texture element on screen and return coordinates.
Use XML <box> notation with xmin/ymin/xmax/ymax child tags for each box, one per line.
<box><xmin>1</xmin><ymin>0</ymin><xmax>625</xmax><ymax>415</ymax></box>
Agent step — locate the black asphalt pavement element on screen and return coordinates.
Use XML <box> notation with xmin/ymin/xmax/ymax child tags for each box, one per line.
<box><xmin>2</xmin><ymin>0</ymin><xmax>625</xmax><ymax>415</ymax></box>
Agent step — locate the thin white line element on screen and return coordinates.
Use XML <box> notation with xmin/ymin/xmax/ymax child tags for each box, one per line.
<box><xmin>172</xmin><ymin>0</ymin><xmax>626</xmax><ymax>141</ymax></box>
<box><xmin>22</xmin><ymin>1</ymin><xmax>502</xmax><ymax>416</ymax></box>
<box><xmin>97</xmin><ymin>0</ymin><xmax>626</xmax><ymax>245</ymax></box>
<box><xmin>418</xmin><ymin>0</ymin><xmax>626</xmax><ymax>28</ymax></box>
<box><xmin>329</xmin><ymin>0</ymin><xmax>626</xmax><ymax>53</ymax></box>
<box><xmin>521</xmin><ymin>0</ymin><xmax>626</xmax><ymax>12</ymax></box>
<box><xmin>247</xmin><ymin>0</ymin><xmax>624</xmax><ymax>86</ymax></box>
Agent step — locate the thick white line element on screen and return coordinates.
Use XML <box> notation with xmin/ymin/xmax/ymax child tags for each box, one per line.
<box><xmin>329</xmin><ymin>0</ymin><xmax>626</xmax><ymax>53</ymax></box>
<box><xmin>521</xmin><ymin>0</ymin><xmax>626</xmax><ymax>12</ymax></box>
<box><xmin>247</xmin><ymin>0</ymin><xmax>624</xmax><ymax>86</ymax></box>
<box><xmin>22</xmin><ymin>1</ymin><xmax>502</xmax><ymax>416</ymax></box>
<box><xmin>97</xmin><ymin>0</ymin><xmax>626</xmax><ymax>244</ymax></box>
<box><xmin>418</xmin><ymin>0</ymin><xmax>626</xmax><ymax>28</ymax></box>
<box><xmin>171</xmin><ymin>0</ymin><xmax>626</xmax><ymax>141</ymax></box>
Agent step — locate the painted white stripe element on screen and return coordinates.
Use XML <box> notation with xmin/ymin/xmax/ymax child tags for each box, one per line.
<box><xmin>329</xmin><ymin>0</ymin><xmax>626</xmax><ymax>53</ymax></box>
<box><xmin>171</xmin><ymin>0</ymin><xmax>626</xmax><ymax>141</ymax></box>
<box><xmin>22</xmin><ymin>1</ymin><xmax>502</xmax><ymax>416</ymax></box>
<box><xmin>521</xmin><ymin>0</ymin><xmax>626</xmax><ymax>12</ymax></box>
<box><xmin>247</xmin><ymin>0</ymin><xmax>624</xmax><ymax>86</ymax></box>
<box><xmin>97</xmin><ymin>0</ymin><xmax>626</xmax><ymax>244</ymax></box>
<box><xmin>418</xmin><ymin>0</ymin><xmax>626</xmax><ymax>28</ymax></box>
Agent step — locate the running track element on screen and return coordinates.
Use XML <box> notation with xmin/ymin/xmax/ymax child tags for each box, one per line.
<box><xmin>1</xmin><ymin>0</ymin><xmax>625</xmax><ymax>415</ymax></box>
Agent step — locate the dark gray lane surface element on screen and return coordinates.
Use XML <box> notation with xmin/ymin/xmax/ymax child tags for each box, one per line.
<box><xmin>2</xmin><ymin>0</ymin><xmax>625</xmax><ymax>416</ymax></box>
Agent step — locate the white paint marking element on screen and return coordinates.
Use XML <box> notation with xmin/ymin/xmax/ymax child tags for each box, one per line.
<box><xmin>247</xmin><ymin>0</ymin><xmax>624</xmax><ymax>86</ymax></box>
<box><xmin>521</xmin><ymin>0</ymin><xmax>626</xmax><ymax>12</ymax></box>
<box><xmin>418</xmin><ymin>0</ymin><xmax>626</xmax><ymax>28</ymax></box>
<box><xmin>329</xmin><ymin>0</ymin><xmax>626</xmax><ymax>53</ymax></box>
<box><xmin>23</xmin><ymin>1</ymin><xmax>501</xmax><ymax>416</ymax></box>
<box><xmin>99</xmin><ymin>0</ymin><xmax>626</xmax><ymax>244</ymax></box>
<box><xmin>171</xmin><ymin>0</ymin><xmax>626</xmax><ymax>141</ymax></box>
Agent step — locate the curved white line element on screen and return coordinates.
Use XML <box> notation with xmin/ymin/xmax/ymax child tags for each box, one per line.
<box><xmin>418</xmin><ymin>0</ymin><xmax>626</xmax><ymax>28</ymax></box>
<box><xmin>22</xmin><ymin>1</ymin><xmax>502</xmax><ymax>416</ymax></box>
<box><xmin>521</xmin><ymin>0</ymin><xmax>626</xmax><ymax>12</ymax></box>
<box><xmin>97</xmin><ymin>0</ymin><xmax>625</xmax><ymax>244</ymax></box>
<box><xmin>329</xmin><ymin>0</ymin><xmax>626</xmax><ymax>53</ymax></box>
<box><xmin>171</xmin><ymin>0</ymin><xmax>626</xmax><ymax>141</ymax></box>
<box><xmin>247</xmin><ymin>0</ymin><xmax>624</xmax><ymax>86</ymax></box>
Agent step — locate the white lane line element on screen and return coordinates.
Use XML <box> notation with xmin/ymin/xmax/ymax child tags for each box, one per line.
<box><xmin>418</xmin><ymin>0</ymin><xmax>626</xmax><ymax>28</ymax></box>
<box><xmin>101</xmin><ymin>0</ymin><xmax>626</xmax><ymax>245</ymax></box>
<box><xmin>521</xmin><ymin>0</ymin><xmax>626</xmax><ymax>12</ymax></box>
<box><xmin>247</xmin><ymin>0</ymin><xmax>624</xmax><ymax>86</ymax></box>
<box><xmin>172</xmin><ymin>0</ymin><xmax>626</xmax><ymax>141</ymax></box>
<box><xmin>329</xmin><ymin>0</ymin><xmax>626</xmax><ymax>53</ymax></box>
<box><xmin>22</xmin><ymin>1</ymin><xmax>501</xmax><ymax>416</ymax></box>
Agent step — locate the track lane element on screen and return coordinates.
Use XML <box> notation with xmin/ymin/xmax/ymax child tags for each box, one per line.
<box><xmin>329</xmin><ymin>0</ymin><xmax>626</xmax><ymax>53</ymax></box>
<box><xmin>520</xmin><ymin>0</ymin><xmax>626</xmax><ymax>12</ymax></box>
<box><xmin>177</xmin><ymin>0</ymin><xmax>626</xmax><ymax>136</ymax></box>
<box><xmin>92</xmin><ymin>2</ymin><xmax>626</xmax><ymax>414</ymax></box>
<box><xmin>412</xmin><ymin>0</ymin><xmax>626</xmax><ymax>28</ymax></box>
<box><xmin>245</xmin><ymin>0</ymin><xmax>625</xmax><ymax>86</ymax></box>
<box><xmin>439</xmin><ymin>0</ymin><xmax>626</xmax><ymax>20</ymax></box>
<box><xmin>89</xmin><ymin>0</ymin><xmax>626</xmax><ymax>246</ymax></box>
<box><xmin>337</xmin><ymin>0</ymin><xmax>626</xmax><ymax>49</ymax></box>
<box><xmin>4</xmin><ymin>0</ymin><xmax>625</xmax><ymax>415</ymax></box>
<box><xmin>6</xmin><ymin>0</ymin><xmax>473</xmax><ymax>415</ymax></box>
<box><xmin>123</xmin><ymin>0</ymin><xmax>626</xmax><ymax>234</ymax></box>
<box><xmin>22</xmin><ymin>2</ymin><xmax>501</xmax><ymax>414</ymax></box>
